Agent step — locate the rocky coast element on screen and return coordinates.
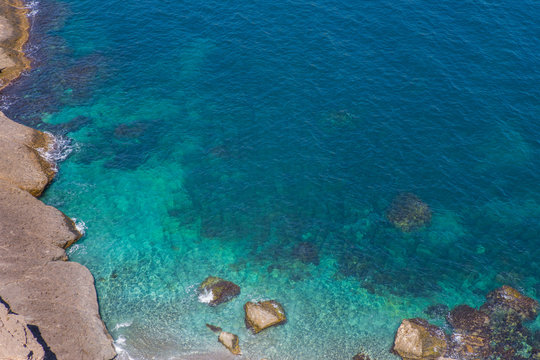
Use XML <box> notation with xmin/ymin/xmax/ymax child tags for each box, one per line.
<box><xmin>0</xmin><ymin>2</ymin><xmax>116</xmax><ymax>359</ymax></box>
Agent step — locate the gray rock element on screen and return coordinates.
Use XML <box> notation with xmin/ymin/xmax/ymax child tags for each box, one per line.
<box><xmin>0</xmin><ymin>299</ymin><xmax>45</xmax><ymax>360</ymax></box>
<box><xmin>0</xmin><ymin>111</ymin><xmax>55</xmax><ymax>196</ymax></box>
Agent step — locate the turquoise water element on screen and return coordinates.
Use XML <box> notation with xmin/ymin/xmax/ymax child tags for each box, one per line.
<box><xmin>2</xmin><ymin>0</ymin><xmax>540</xmax><ymax>358</ymax></box>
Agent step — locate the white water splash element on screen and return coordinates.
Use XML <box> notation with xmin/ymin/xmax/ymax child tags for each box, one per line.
<box><xmin>197</xmin><ymin>289</ymin><xmax>214</xmax><ymax>304</ymax></box>
<box><xmin>24</xmin><ymin>0</ymin><xmax>39</xmax><ymax>17</ymax></box>
<box><xmin>114</xmin><ymin>336</ymin><xmax>136</xmax><ymax>360</ymax></box>
<box><xmin>37</xmin><ymin>132</ymin><xmax>73</xmax><ymax>173</ymax></box>
<box><xmin>70</xmin><ymin>218</ymin><xmax>87</xmax><ymax>236</ymax></box>
<box><xmin>66</xmin><ymin>243</ymin><xmax>86</xmax><ymax>256</ymax></box>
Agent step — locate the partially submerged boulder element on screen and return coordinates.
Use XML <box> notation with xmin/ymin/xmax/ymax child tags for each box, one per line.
<box><xmin>446</xmin><ymin>305</ymin><xmax>491</xmax><ymax>359</ymax></box>
<box><xmin>244</xmin><ymin>300</ymin><xmax>287</xmax><ymax>333</ymax></box>
<box><xmin>387</xmin><ymin>193</ymin><xmax>432</xmax><ymax>232</ymax></box>
<box><xmin>198</xmin><ymin>276</ymin><xmax>240</xmax><ymax>306</ymax></box>
<box><xmin>447</xmin><ymin>305</ymin><xmax>490</xmax><ymax>336</ymax></box>
<box><xmin>480</xmin><ymin>285</ymin><xmax>539</xmax><ymax>321</ymax></box>
<box><xmin>392</xmin><ymin>318</ymin><xmax>448</xmax><ymax>359</ymax></box>
<box><xmin>206</xmin><ymin>324</ymin><xmax>241</xmax><ymax>355</ymax></box>
<box><xmin>0</xmin><ymin>299</ymin><xmax>45</xmax><ymax>360</ymax></box>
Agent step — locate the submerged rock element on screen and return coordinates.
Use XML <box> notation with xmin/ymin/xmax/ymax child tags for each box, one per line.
<box><xmin>0</xmin><ymin>299</ymin><xmax>45</xmax><ymax>360</ymax></box>
<box><xmin>198</xmin><ymin>276</ymin><xmax>240</xmax><ymax>306</ymax></box>
<box><xmin>244</xmin><ymin>300</ymin><xmax>287</xmax><ymax>333</ymax></box>
<box><xmin>292</xmin><ymin>241</ymin><xmax>320</xmax><ymax>265</ymax></box>
<box><xmin>352</xmin><ymin>353</ymin><xmax>372</xmax><ymax>360</ymax></box>
<box><xmin>386</xmin><ymin>193</ymin><xmax>432</xmax><ymax>232</ymax></box>
<box><xmin>447</xmin><ymin>305</ymin><xmax>490</xmax><ymax>335</ymax></box>
<box><xmin>480</xmin><ymin>285</ymin><xmax>539</xmax><ymax>322</ymax></box>
<box><xmin>392</xmin><ymin>318</ymin><xmax>448</xmax><ymax>360</ymax></box>
<box><xmin>424</xmin><ymin>304</ymin><xmax>450</xmax><ymax>319</ymax></box>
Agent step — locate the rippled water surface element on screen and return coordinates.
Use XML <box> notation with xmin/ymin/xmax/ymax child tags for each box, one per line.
<box><xmin>3</xmin><ymin>0</ymin><xmax>540</xmax><ymax>358</ymax></box>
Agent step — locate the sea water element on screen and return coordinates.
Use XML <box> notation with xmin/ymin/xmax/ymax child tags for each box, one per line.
<box><xmin>2</xmin><ymin>0</ymin><xmax>540</xmax><ymax>359</ymax></box>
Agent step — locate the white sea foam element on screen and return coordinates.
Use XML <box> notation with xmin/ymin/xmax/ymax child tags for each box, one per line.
<box><xmin>114</xmin><ymin>336</ymin><xmax>136</xmax><ymax>360</ymax></box>
<box><xmin>113</xmin><ymin>321</ymin><xmax>133</xmax><ymax>331</ymax></box>
<box><xmin>37</xmin><ymin>132</ymin><xmax>73</xmax><ymax>173</ymax></box>
<box><xmin>24</xmin><ymin>0</ymin><xmax>40</xmax><ymax>17</ymax></box>
<box><xmin>71</xmin><ymin>218</ymin><xmax>87</xmax><ymax>236</ymax></box>
<box><xmin>66</xmin><ymin>243</ymin><xmax>86</xmax><ymax>256</ymax></box>
<box><xmin>197</xmin><ymin>289</ymin><xmax>214</xmax><ymax>304</ymax></box>
<box><xmin>0</xmin><ymin>95</ymin><xmax>15</xmax><ymax>111</ymax></box>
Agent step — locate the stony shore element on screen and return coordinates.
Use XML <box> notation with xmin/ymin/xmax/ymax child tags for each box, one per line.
<box><xmin>0</xmin><ymin>2</ymin><xmax>116</xmax><ymax>359</ymax></box>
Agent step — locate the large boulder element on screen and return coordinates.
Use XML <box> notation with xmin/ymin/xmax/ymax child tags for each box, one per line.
<box><xmin>386</xmin><ymin>193</ymin><xmax>432</xmax><ymax>232</ymax></box>
<box><xmin>244</xmin><ymin>300</ymin><xmax>287</xmax><ymax>333</ymax></box>
<box><xmin>480</xmin><ymin>285</ymin><xmax>539</xmax><ymax>321</ymax></box>
<box><xmin>198</xmin><ymin>276</ymin><xmax>240</xmax><ymax>306</ymax></box>
<box><xmin>0</xmin><ymin>299</ymin><xmax>45</xmax><ymax>360</ymax></box>
<box><xmin>392</xmin><ymin>318</ymin><xmax>448</xmax><ymax>360</ymax></box>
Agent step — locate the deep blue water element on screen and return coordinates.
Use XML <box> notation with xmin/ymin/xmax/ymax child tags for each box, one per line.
<box><xmin>2</xmin><ymin>0</ymin><xmax>540</xmax><ymax>358</ymax></box>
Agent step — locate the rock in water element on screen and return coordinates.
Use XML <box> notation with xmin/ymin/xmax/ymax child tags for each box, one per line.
<box><xmin>205</xmin><ymin>324</ymin><xmax>241</xmax><ymax>355</ymax></box>
<box><xmin>292</xmin><ymin>241</ymin><xmax>320</xmax><ymax>265</ymax></box>
<box><xmin>446</xmin><ymin>305</ymin><xmax>491</xmax><ymax>359</ymax></box>
<box><xmin>198</xmin><ymin>276</ymin><xmax>241</xmax><ymax>306</ymax></box>
<box><xmin>218</xmin><ymin>331</ymin><xmax>242</xmax><ymax>355</ymax></box>
<box><xmin>0</xmin><ymin>299</ymin><xmax>45</xmax><ymax>360</ymax></box>
<box><xmin>352</xmin><ymin>353</ymin><xmax>372</xmax><ymax>360</ymax></box>
<box><xmin>480</xmin><ymin>285</ymin><xmax>539</xmax><ymax>321</ymax></box>
<box><xmin>244</xmin><ymin>300</ymin><xmax>287</xmax><ymax>333</ymax></box>
<box><xmin>386</xmin><ymin>193</ymin><xmax>432</xmax><ymax>232</ymax></box>
<box><xmin>392</xmin><ymin>318</ymin><xmax>448</xmax><ymax>359</ymax></box>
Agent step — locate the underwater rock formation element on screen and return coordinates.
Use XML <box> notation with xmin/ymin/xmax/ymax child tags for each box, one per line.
<box><xmin>481</xmin><ymin>285</ymin><xmax>539</xmax><ymax>322</ymax></box>
<box><xmin>292</xmin><ymin>241</ymin><xmax>320</xmax><ymax>265</ymax></box>
<box><xmin>352</xmin><ymin>353</ymin><xmax>373</xmax><ymax>360</ymax></box>
<box><xmin>244</xmin><ymin>300</ymin><xmax>287</xmax><ymax>334</ymax></box>
<box><xmin>386</xmin><ymin>193</ymin><xmax>432</xmax><ymax>232</ymax></box>
<box><xmin>392</xmin><ymin>318</ymin><xmax>448</xmax><ymax>359</ymax></box>
<box><xmin>446</xmin><ymin>305</ymin><xmax>491</xmax><ymax>359</ymax></box>
<box><xmin>198</xmin><ymin>276</ymin><xmax>241</xmax><ymax>306</ymax></box>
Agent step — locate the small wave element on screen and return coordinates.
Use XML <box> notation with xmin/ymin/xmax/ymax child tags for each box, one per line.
<box><xmin>113</xmin><ymin>321</ymin><xmax>133</xmax><ymax>331</ymax></box>
<box><xmin>24</xmin><ymin>0</ymin><xmax>40</xmax><ymax>17</ymax></box>
<box><xmin>66</xmin><ymin>243</ymin><xmax>86</xmax><ymax>256</ymax></box>
<box><xmin>0</xmin><ymin>95</ymin><xmax>15</xmax><ymax>111</ymax></box>
<box><xmin>38</xmin><ymin>132</ymin><xmax>73</xmax><ymax>172</ymax></box>
<box><xmin>114</xmin><ymin>336</ymin><xmax>136</xmax><ymax>360</ymax></box>
<box><xmin>71</xmin><ymin>218</ymin><xmax>87</xmax><ymax>236</ymax></box>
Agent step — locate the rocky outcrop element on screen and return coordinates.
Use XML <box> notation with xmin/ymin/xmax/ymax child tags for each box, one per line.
<box><xmin>198</xmin><ymin>276</ymin><xmax>241</xmax><ymax>306</ymax></box>
<box><xmin>0</xmin><ymin>0</ymin><xmax>31</xmax><ymax>91</ymax></box>
<box><xmin>386</xmin><ymin>193</ymin><xmax>432</xmax><ymax>232</ymax></box>
<box><xmin>393</xmin><ymin>287</ymin><xmax>539</xmax><ymax>360</ymax></box>
<box><xmin>0</xmin><ymin>298</ymin><xmax>45</xmax><ymax>360</ymax></box>
<box><xmin>244</xmin><ymin>300</ymin><xmax>287</xmax><ymax>334</ymax></box>
<box><xmin>392</xmin><ymin>318</ymin><xmax>448</xmax><ymax>360</ymax></box>
<box><xmin>481</xmin><ymin>285</ymin><xmax>539</xmax><ymax>321</ymax></box>
<box><xmin>0</xmin><ymin>111</ymin><xmax>56</xmax><ymax>196</ymax></box>
<box><xmin>0</xmin><ymin>113</ymin><xmax>116</xmax><ymax>359</ymax></box>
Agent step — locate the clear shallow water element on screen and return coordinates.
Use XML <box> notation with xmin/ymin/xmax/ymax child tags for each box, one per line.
<box><xmin>2</xmin><ymin>0</ymin><xmax>540</xmax><ymax>359</ymax></box>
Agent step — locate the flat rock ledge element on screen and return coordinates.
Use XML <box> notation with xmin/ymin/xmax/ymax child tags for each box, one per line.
<box><xmin>0</xmin><ymin>112</ymin><xmax>116</xmax><ymax>359</ymax></box>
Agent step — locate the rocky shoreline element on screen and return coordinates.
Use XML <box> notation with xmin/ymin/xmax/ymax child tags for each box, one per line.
<box><xmin>0</xmin><ymin>2</ymin><xmax>116</xmax><ymax>359</ymax></box>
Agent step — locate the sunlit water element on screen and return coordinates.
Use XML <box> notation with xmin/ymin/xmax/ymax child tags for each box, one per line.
<box><xmin>2</xmin><ymin>0</ymin><xmax>540</xmax><ymax>359</ymax></box>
